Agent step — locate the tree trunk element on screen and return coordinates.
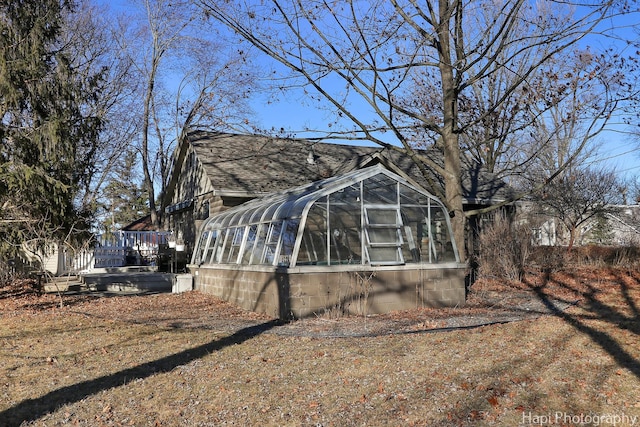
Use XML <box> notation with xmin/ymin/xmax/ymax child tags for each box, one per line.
<box><xmin>437</xmin><ymin>0</ymin><xmax>467</xmax><ymax>262</ymax></box>
<box><xmin>567</xmin><ymin>227</ymin><xmax>576</xmax><ymax>252</ymax></box>
<box><xmin>141</xmin><ymin>86</ymin><xmax>158</xmax><ymax>228</ymax></box>
<box><xmin>141</xmin><ymin>34</ymin><xmax>161</xmax><ymax>229</ymax></box>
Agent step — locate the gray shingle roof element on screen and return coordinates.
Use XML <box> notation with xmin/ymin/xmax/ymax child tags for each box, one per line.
<box><xmin>179</xmin><ymin>131</ymin><xmax>512</xmax><ymax>205</ymax></box>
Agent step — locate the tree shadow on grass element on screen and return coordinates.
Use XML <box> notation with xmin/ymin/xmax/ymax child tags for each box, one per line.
<box><xmin>523</xmin><ymin>268</ymin><xmax>640</xmax><ymax>380</ymax></box>
<box><xmin>0</xmin><ymin>320</ymin><xmax>280</xmax><ymax>427</ymax></box>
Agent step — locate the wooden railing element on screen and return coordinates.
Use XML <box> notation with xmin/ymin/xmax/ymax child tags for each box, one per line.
<box><xmin>93</xmin><ymin>231</ymin><xmax>171</xmax><ymax>268</ymax></box>
<box><xmin>59</xmin><ymin>231</ymin><xmax>171</xmax><ymax>272</ymax></box>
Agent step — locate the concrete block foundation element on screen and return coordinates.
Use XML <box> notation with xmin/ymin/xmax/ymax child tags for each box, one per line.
<box><xmin>190</xmin><ymin>263</ymin><xmax>466</xmax><ymax>319</ymax></box>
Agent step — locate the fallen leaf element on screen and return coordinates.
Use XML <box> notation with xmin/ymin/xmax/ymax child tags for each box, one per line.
<box><xmin>487</xmin><ymin>396</ymin><xmax>499</xmax><ymax>407</ymax></box>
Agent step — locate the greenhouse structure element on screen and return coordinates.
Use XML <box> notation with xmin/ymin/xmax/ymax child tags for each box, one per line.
<box><xmin>188</xmin><ymin>164</ymin><xmax>467</xmax><ymax>319</ymax></box>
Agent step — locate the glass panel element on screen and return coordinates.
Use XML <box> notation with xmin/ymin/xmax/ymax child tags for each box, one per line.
<box><xmin>203</xmin><ymin>231</ymin><xmax>217</xmax><ymax>264</ymax></box>
<box><xmin>328</xmin><ymin>229</ymin><xmax>361</xmax><ymax>264</ymax></box>
<box><xmin>298</xmin><ymin>228</ymin><xmax>327</xmax><ymax>265</ymax></box>
<box><xmin>304</xmin><ymin>199</ymin><xmax>328</xmax><ymax>232</ymax></box>
<box><xmin>249</xmin><ymin>224</ymin><xmax>268</xmax><ymax>264</ymax></box>
<box><xmin>363</xmin><ymin>174</ymin><xmax>397</xmax><ymax>204</ymax></box>
<box><xmin>227</xmin><ymin>210</ymin><xmax>246</xmax><ymax>228</ymax></box>
<box><xmin>400</xmin><ymin>182</ymin><xmax>433</xmax><ymax>206</ymax></box>
<box><xmin>218</xmin><ymin>213</ymin><xmax>234</xmax><ymax>229</ymax></box>
<box><xmin>279</xmin><ymin>219</ymin><xmax>299</xmax><ymax>266</ymax></box>
<box><xmin>276</xmin><ymin>199</ymin><xmax>298</xmax><ymax>220</ymax></box>
<box><xmin>224</xmin><ymin>227</ymin><xmax>244</xmax><ymax>263</ymax></box>
<box><xmin>267</xmin><ymin>221</ymin><xmax>282</xmax><ymax>245</ymax></box>
<box><xmin>399</xmin><ymin>181</ymin><xmax>458</xmax><ymax>263</ymax></box>
<box><xmin>367</xmin><ymin>209</ymin><xmax>399</xmax><ymax>225</ymax></box>
<box><xmin>297</xmin><ymin>203</ymin><xmax>327</xmax><ymax>265</ymax></box>
<box><xmin>193</xmin><ymin>230</ymin><xmax>209</xmax><ymax>264</ymax></box>
<box><xmin>367</xmin><ymin>228</ymin><xmax>399</xmax><ymax>244</ymax></box>
<box><xmin>399</xmin><ymin>207</ymin><xmax>427</xmax><ymax>263</ymax></box>
<box><xmin>328</xmin><ymin>192</ymin><xmax>362</xmax><ymax>264</ymax></box>
<box><xmin>249</xmin><ymin>206</ymin><xmax>268</xmax><ymax>223</ymax></box>
<box><xmin>429</xmin><ymin>207</ymin><xmax>457</xmax><ymax>262</ymax></box>
<box><xmin>238</xmin><ymin>209</ymin><xmax>254</xmax><ymax>226</ymax></box>
<box><xmin>263</xmin><ymin>202</ymin><xmax>282</xmax><ymax>222</ymax></box>
<box><xmin>212</xmin><ymin>229</ymin><xmax>227</xmax><ymax>263</ymax></box>
<box><xmin>260</xmin><ymin>221</ymin><xmax>282</xmax><ymax>265</ymax></box>
<box><xmin>241</xmin><ymin>225</ymin><xmax>258</xmax><ymax>264</ymax></box>
<box><xmin>330</xmin><ymin>183</ymin><xmax>360</xmax><ymax>204</ymax></box>
<box><xmin>368</xmin><ymin>247</ymin><xmax>402</xmax><ymax>264</ymax></box>
<box><xmin>218</xmin><ymin>228</ymin><xmax>232</xmax><ymax>263</ymax></box>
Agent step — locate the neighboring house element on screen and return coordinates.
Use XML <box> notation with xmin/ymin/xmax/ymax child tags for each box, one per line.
<box><xmin>20</xmin><ymin>239</ymin><xmax>94</xmax><ymax>276</ymax></box>
<box><xmin>524</xmin><ymin>202</ymin><xmax>640</xmax><ymax>247</ymax></box>
<box><xmin>122</xmin><ymin>215</ymin><xmax>155</xmax><ymax>232</ymax></box>
<box><xmin>163</xmin><ymin>131</ymin><xmax>514</xmax><ymax>257</ymax></box>
<box><xmin>601</xmin><ymin>205</ymin><xmax>640</xmax><ymax>245</ymax></box>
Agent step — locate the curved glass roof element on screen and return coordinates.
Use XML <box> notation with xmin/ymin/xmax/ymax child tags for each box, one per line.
<box><xmin>193</xmin><ymin>164</ymin><xmax>459</xmax><ymax>267</ymax></box>
<box><xmin>202</xmin><ymin>168</ymin><xmax>365</xmax><ymax>230</ymax></box>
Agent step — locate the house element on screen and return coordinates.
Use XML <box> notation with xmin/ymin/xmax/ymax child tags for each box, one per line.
<box><xmin>601</xmin><ymin>205</ymin><xmax>640</xmax><ymax>245</ymax></box>
<box><xmin>122</xmin><ymin>215</ymin><xmax>155</xmax><ymax>231</ymax></box>
<box><xmin>163</xmin><ymin>131</ymin><xmax>513</xmax><ymax>318</ymax></box>
<box><xmin>527</xmin><ymin>203</ymin><xmax>640</xmax><ymax>247</ymax></box>
<box><xmin>163</xmin><ymin>131</ymin><xmax>513</xmax><ymax>254</ymax></box>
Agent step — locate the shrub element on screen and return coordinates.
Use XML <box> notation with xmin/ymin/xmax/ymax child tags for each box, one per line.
<box><xmin>529</xmin><ymin>246</ymin><xmax>566</xmax><ymax>273</ymax></box>
<box><xmin>476</xmin><ymin>213</ymin><xmax>532</xmax><ymax>281</ymax></box>
<box><xmin>528</xmin><ymin>244</ymin><xmax>640</xmax><ymax>270</ymax></box>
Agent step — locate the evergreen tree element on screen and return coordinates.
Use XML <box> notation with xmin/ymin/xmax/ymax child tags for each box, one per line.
<box><xmin>0</xmin><ymin>0</ymin><xmax>104</xmax><ymax>257</ymax></box>
<box><xmin>101</xmin><ymin>150</ymin><xmax>150</xmax><ymax>233</ymax></box>
<box><xmin>586</xmin><ymin>213</ymin><xmax>614</xmax><ymax>245</ymax></box>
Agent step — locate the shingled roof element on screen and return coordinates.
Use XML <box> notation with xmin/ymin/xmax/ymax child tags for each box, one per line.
<box><xmin>166</xmin><ymin>131</ymin><xmax>513</xmax><ymax>207</ymax></box>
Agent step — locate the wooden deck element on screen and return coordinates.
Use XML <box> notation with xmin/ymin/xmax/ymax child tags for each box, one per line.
<box><xmin>43</xmin><ymin>268</ymin><xmax>183</xmax><ymax>294</ymax></box>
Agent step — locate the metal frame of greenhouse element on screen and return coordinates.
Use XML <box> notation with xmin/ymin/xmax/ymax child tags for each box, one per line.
<box><xmin>189</xmin><ymin>164</ymin><xmax>467</xmax><ymax>319</ymax></box>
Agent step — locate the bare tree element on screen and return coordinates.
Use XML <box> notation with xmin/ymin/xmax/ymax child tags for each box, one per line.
<box><xmin>461</xmin><ymin>44</ymin><xmax>636</xmax><ymax>184</ymax></box>
<box><xmin>538</xmin><ymin>167</ymin><xmax>619</xmax><ymax>251</ymax></box>
<box><xmin>59</xmin><ymin>1</ymin><xmax>141</xmax><ymax>214</ymax></box>
<box><xmin>111</xmin><ymin>0</ymin><xmax>258</xmax><ymax>229</ymax></box>
<box><xmin>198</xmin><ymin>0</ymin><xmax>637</xmax><ymax>261</ymax></box>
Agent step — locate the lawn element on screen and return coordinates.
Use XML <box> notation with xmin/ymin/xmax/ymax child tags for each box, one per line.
<box><xmin>1</xmin><ymin>267</ymin><xmax>639</xmax><ymax>426</ymax></box>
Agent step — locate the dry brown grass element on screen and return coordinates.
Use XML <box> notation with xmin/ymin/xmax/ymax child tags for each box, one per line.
<box><xmin>1</xmin><ymin>267</ymin><xmax>640</xmax><ymax>426</ymax></box>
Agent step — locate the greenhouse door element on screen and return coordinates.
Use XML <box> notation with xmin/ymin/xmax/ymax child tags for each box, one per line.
<box><xmin>363</xmin><ymin>206</ymin><xmax>404</xmax><ymax>265</ymax></box>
